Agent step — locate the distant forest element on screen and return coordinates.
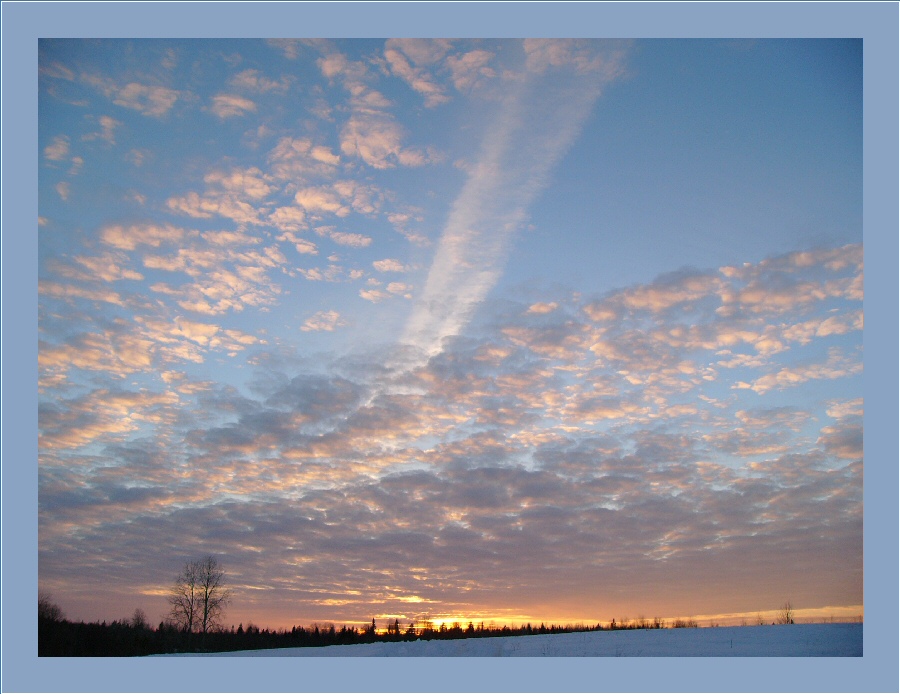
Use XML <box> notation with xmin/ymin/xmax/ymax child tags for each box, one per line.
<box><xmin>39</xmin><ymin>606</ymin><xmax>691</xmax><ymax>657</ymax></box>
<box><xmin>39</xmin><ymin>616</ymin><xmax>662</xmax><ymax>657</ymax></box>
<box><xmin>40</xmin><ymin>557</ymin><xmax>860</xmax><ymax>655</ymax></box>
<box><xmin>39</xmin><ymin>592</ymin><xmax>859</xmax><ymax>657</ymax></box>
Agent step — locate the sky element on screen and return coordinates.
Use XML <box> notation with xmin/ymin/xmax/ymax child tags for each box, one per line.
<box><xmin>37</xmin><ymin>38</ymin><xmax>863</xmax><ymax>631</ymax></box>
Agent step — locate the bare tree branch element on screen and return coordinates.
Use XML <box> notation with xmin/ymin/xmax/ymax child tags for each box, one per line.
<box><xmin>167</xmin><ymin>555</ymin><xmax>230</xmax><ymax>634</ymax></box>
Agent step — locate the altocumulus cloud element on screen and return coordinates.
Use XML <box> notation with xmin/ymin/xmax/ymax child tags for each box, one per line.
<box><xmin>39</xmin><ymin>244</ymin><xmax>862</xmax><ymax>625</ymax></box>
<box><xmin>37</xmin><ymin>39</ymin><xmax>861</xmax><ymax>629</ymax></box>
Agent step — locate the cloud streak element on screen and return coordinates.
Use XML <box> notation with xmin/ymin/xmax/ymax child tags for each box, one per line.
<box><xmin>401</xmin><ymin>41</ymin><xmax>627</xmax><ymax>364</ymax></box>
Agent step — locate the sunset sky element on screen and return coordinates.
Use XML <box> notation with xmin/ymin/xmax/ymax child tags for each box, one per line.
<box><xmin>37</xmin><ymin>38</ymin><xmax>863</xmax><ymax>631</ymax></box>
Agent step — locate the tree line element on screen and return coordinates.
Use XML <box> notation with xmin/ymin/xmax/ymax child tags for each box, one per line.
<box><xmin>38</xmin><ymin>608</ymin><xmax>660</xmax><ymax>657</ymax></box>
<box><xmin>38</xmin><ymin>556</ymin><xmax>809</xmax><ymax>657</ymax></box>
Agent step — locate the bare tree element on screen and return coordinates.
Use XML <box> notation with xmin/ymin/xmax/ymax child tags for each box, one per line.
<box><xmin>168</xmin><ymin>555</ymin><xmax>231</xmax><ymax>634</ymax></box>
<box><xmin>776</xmin><ymin>600</ymin><xmax>795</xmax><ymax>625</ymax></box>
<box><xmin>38</xmin><ymin>591</ymin><xmax>65</xmax><ymax>622</ymax></box>
<box><xmin>168</xmin><ymin>562</ymin><xmax>198</xmax><ymax>632</ymax></box>
<box><xmin>131</xmin><ymin>608</ymin><xmax>149</xmax><ymax>630</ymax></box>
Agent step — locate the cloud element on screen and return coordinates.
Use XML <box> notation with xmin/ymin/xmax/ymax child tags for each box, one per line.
<box><xmin>734</xmin><ymin>347</ymin><xmax>863</xmax><ymax>395</ymax></box>
<box><xmin>315</xmin><ymin>47</ymin><xmax>440</xmax><ymax>170</ymax></box>
<box><xmin>296</xmin><ymin>188</ymin><xmax>348</xmax><ymax>216</ymax></box>
<box><xmin>373</xmin><ymin>259</ymin><xmax>408</xmax><ymax>273</ymax></box>
<box><xmin>268</xmin><ymin>137</ymin><xmax>341</xmax><ymax>181</ymax></box>
<box><xmin>619</xmin><ymin>271</ymin><xmax>725</xmax><ymax>313</ymax></box>
<box><xmin>301</xmin><ymin>310</ymin><xmax>347</xmax><ymax>332</ymax></box>
<box><xmin>266</xmin><ymin>38</ymin><xmax>326</xmax><ymax>60</ymax></box>
<box><xmin>136</xmin><ymin>231</ymin><xmax>286</xmax><ymax>316</ymax></box>
<box><xmin>269</xmin><ymin>207</ymin><xmax>308</xmax><ymax>232</ymax></box>
<box><xmin>384</xmin><ymin>39</ymin><xmax>452</xmax><ymax>107</ymax></box>
<box><xmin>326</xmin><ymin>231</ymin><xmax>372</xmax><ymax>248</ymax></box>
<box><xmin>69</xmin><ymin>253</ymin><xmax>145</xmax><ymax>282</ymax></box>
<box><xmin>38</xmin><ymin>243</ymin><xmax>864</xmax><ymax>623</ymax></box>
<box><xmin>126</xmin><ymin>148</ymin><xmax>150</xmax><ymax>167</ymax></box>
<box><xmin>82</xmin><ymin>115</ymin><xmax>121</xmax><ymax>144</ymax></box>
<box><xmin>359</xmin><ymin>288</ymin><xmax>391</xmax><ymax>303</ymax></box>
<box><xmin>230</xmin><ymin>69</ymin><xmax>292</xmax><ymax>93</ymax></box>
<box><xmin>39</xmin><ymin>280</ymin><xmax>125</xmax><ymax>307</ymax></box>
<box><xmin>817</xmin><ymin>420</ymin><xmax>863</xmax><ymax>460</ymax></box>
<box><xmin>39</xmin><ymin>388</ymin><xmax>180</xmax><ymax>450</ymax></box>
<box><xmin>526</xmin><ymin>302</ymin><xmax>558</xmax><ymax>315</ymax></box>
<box><xmin>277</xmin><ymin>230</ymin><xmax>318</xmax><ymax>255</ymax></box>
<box><xmin>55</xmin><ymin>182</ymin><xmax>70</xmax><ymax>201</ymax></box>
<box><xmin>523</xmin><ymin>39</ymin><xmax>628</xmax><ymax>78</ymax></box>
<box><xmin>37</xmin><ymin>41</ymin><xmax>862</xmax><ymax>630</ymax></box>
<box><xmin>387</xmin><ymin>211</ymin><xmax>429</xmax><ymax>246</ymax></box>
<box><xmin>401</xmin><ymin>44</ymin><xmax>627</xmax><ymax>363</ymax></box>
<box><xmin>44</xmin><ymin>135</ymin><xmax>70</xmax><ymax>161</ymax></box>
<box><xmin>447</xmin><ymin>49</ymin><xmax>496</xmax><ymax>92</ymax></box>
<box><xmin>167</xmin><ymin>190</ymin><xmax>264</xmax><ymax>226</ymax></box>
<box><xmin>340</xmin><ymin>115</ymin><xmax>437</xmax><ymax>169</ymax></box>
<box><xmin>83</xmin><ymin>74</ymin><xmax>182</xmax><ymax>117</ymax></box>
<box><xmin>297</xmin><ymin>264</ymin><xmax>359</xmax><ymax>283</ymax></box>
<box><xmin>826</xmin><ymin>397</ymin><xmax>863</xmax><ymax>420</ymax></box>
<box><xmin>386</xmin><ymin>282</ymin><xmax>413</xmax><ymax>297</ymax></box>
<box><xmin>100</xmin><ymin>223</ymin><xmax>187</xmax><ymax>250</ymax></box>
<box><xmin>211</xmin><ymin>93</ymin><xmax>258</xmax><ymax>119</ymax></box>
<box><xmin>204</xmin><ymin>167</ymin><xmax>272</xmax><ymax>200</ymax></box>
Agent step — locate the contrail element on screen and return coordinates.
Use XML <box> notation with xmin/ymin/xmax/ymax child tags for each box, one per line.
<box><xmin>398</xmin><ymin>40</ymin><xmax>626</xmax><ymax>369</ymax></box>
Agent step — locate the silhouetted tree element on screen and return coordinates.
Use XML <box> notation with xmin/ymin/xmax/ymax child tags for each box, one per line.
<box><xmin>776</xmin><ymin>601</ymin><xmax>795</xmax><ymax>625</ymax></box>
<box><xmin>131</xmin><ymin>608</ymin><xmax>149</xmax><ymax>630</ymax></box>
<box><xmin>167</xmin><ymin>555</ymin><xmax>231</xmax><ymax>636</ymax></box>
<box><xmin>38</xmin><ymin>591</ymin><xmax>65</xmax><ymax>622</ymax></box>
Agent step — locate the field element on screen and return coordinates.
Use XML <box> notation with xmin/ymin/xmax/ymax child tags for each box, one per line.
<box><xmin>184</xmin><ymin>623</ymin><xmax>862</xmax><ymax>657</ymax></box>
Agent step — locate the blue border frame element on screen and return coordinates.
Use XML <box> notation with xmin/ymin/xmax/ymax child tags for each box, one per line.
<box><xmin>3</xmin><ymin>3</ymin><xmax>896</xmax><ymax>692</ymax></box>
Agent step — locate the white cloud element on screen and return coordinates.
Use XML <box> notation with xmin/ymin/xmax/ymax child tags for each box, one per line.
<box><xmin>204</xmin><ymin>167</ymin><xmax>272</xmax><ymax>200</ymax></box>
<box><xmin>328</xmin><ymin>231</ymin><xmax>372</xmax><ymax>248</ymax></box>
<box><xmin>527</xmin><ymin>302</ymin><xmax>558</xmax><ymax>315</ymax></box>
<box><xmin>301</xmin><ymin>310</ymin><xmax>347</xmax><ymax>332</ymax></box>
<box><xmin>100</xmin><ymin>223</ymin><xmax>187</xmax><ymax>250</ymax></box>
<box><xmin>230</xmin><ymin>69</ymin><xmax>291</xmax><ymax>93</ymax></box>
<box><xmin>296</xmin><ymin>188</ymin><xmax>349</xmax><ymax>217</ymax></box>
<box><xmin>523</xmin><ymin>39</ymin><xmax>628</xmax><ymax>78</ymax></box>
<box><xmin>447</xmin><ymin>50</ymin><xmax>496</xmax><ymax>92</ymax></box>
<box><xmin>373</xmin><ymin>259</ymin><xmax>407</xmax><ymax>273</ymax></box>
<box><xmin>277</xmin><ymin>230</ymin><xmax>318</xmax><ymax>255</ymax></box>
<box><xmin>826</xmin><ymin>398</ymin><xmax>863</xmax><ymax>420</ymax></box>
<box><xmin>400</xmin><ymin>44</ymin><xmax>626</xmax><ymax>363</ymax></box>
<box><xmin>315</xmin><ymin>226</ymin><xmax>372</xmax><ymax>248</ymax></box>
<box><xmin>384</xmin><ymin>39</ymin><xmax>451</xmax><ymax>107</ymax></box>
<box><xmin>268</xmin><ymin>137</ymin><xmax>340</xmax><ymax>181</ymax></box>
<box><xmin>83</xmin><ymin>115</ymin><xmax>121</xmax><ymax>144</ymax></box>
<box><xmin>126</xmin><ymin>149</ymin><xmax>150</xmax><ymax>167</ymax></box>
<box><xmin>267</xmin><ymin>38</ymin><xmax>327</xmax><ymax>60</ymax></box>
<box><xmin>316</xmin><ymin>47</ymin><xmax>439</xmax><ymax>170</ymax></box>
<box><xmin>166</xmin><ymin>191</ymin><xmax>263</xmax><ymax>226</ymax></box>
<box><xmin>82</xmin><ymin>75</ymin><xmax>182</xmax><ymax>117</ymax></box>
<box><xmin>340</xmin><ymin>115</ymin><xmax>436</xmax><ymax>170</ymax></box>
<box><xmin>734</xmin><ymin>348</ymin><xmax>863</xmax><ymax>395</ymax></box>
<box><xmin>386</xmin><ymin>282</ymin><xmax>413</xmax><ymax>297</ymax></box>
<box><xmin>211</xmin><ymin>93</ymin><xmax>257</xmax><ymax>119</ymax></box>
<box><xmin>359</xmin><ymin>288</ymin><xmax>391</xmax><ymax>303</ymax></box>
<box><xmin>72</xmin><ymin>253</ymin><xmax>144</xmax><ymax>282</ymax></box>
<box><xmin>44</xmin><ymin>136</ymin><xmax>70</xmax><ymax>161</ymax></box>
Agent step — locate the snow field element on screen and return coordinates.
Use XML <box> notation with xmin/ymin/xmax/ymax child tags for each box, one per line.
<box><xmin>184</xmin><ymin>623</ymin><xmax>862</xmax><ymax>657</ymax></box>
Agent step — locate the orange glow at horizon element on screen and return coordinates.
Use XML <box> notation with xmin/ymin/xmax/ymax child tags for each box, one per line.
<box><xmin>215</xmin><ymin>604</ymin><xmax>864</xmax><ymax>634</ymax></box>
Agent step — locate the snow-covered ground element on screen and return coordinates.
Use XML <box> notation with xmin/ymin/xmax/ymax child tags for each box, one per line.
<box><xmin>185</xmin><ymin>624</ymin><xmax>861</xmax><ymax>657</ymax></box>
